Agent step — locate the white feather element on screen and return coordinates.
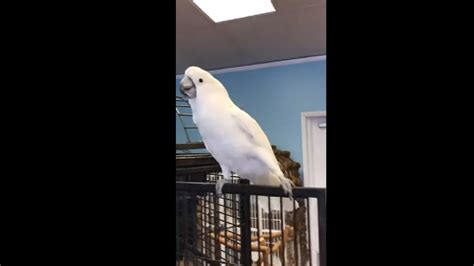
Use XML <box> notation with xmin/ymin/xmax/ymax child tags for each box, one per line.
<box><xmin>182</xmin><ymin>66</ymin><xmax>294</xmax><ymax>199</ymax></box>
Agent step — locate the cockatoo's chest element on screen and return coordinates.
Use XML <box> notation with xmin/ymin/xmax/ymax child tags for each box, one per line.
<box><xmin>193</xmin><ymin>111</ymin><xmax>256</xmax><ymax>164</ymax></box>
<box><xmin>193</xmin><ymin>111</ymin><xmax>244</xmax><ymax>150</ymax></box>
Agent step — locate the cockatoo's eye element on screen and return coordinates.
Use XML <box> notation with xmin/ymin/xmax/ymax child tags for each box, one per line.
<box><xmin>199</xmin><ymin>78</ymin><xmax>203</xmax><ymax>83</ymax></box>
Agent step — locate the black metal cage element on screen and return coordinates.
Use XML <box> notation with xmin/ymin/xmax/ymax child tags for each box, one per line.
<box><xmin>176</xmin><ymin>180</ymin><xmax>326</xmax><ymax>266</ymax></box>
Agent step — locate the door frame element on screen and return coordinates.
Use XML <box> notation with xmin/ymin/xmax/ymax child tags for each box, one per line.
<box><xmin>301</xmin><ymin>111</ymin><xmax>326</xmax><ymax>188</ymax></box>
<box><xmin>301</xmin><ymin>111</ymin><xmax>326</xmax><ymax>265</ymax></box>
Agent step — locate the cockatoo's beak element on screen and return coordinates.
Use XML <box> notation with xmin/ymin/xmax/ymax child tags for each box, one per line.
<box><xmin>180</xmin><ymin>75</ymin><xmax>196</xmax><ymax>99</ymax></box>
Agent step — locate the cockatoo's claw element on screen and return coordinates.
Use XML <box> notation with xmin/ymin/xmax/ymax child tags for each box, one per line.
<box><xmin>215</xmin><ymin>179</ymin><xmax>226</xmax><ymax>197</ymax></box>
<box><xmin>280</xmin><ymin>178</ymin><xmax>294</xmax><ymax>200</ymax></box>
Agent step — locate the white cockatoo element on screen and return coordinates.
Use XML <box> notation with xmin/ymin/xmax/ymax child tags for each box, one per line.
<box><xmin>179</xmin><ymin>66</ymin><xmax>295</xmax><ymax>200</ymax></box>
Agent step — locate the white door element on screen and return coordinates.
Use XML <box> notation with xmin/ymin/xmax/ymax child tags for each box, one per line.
<box><xmin>301</xmin><ymin>111</ymin><xmax>326</xmax><ymax>266</ymax></box>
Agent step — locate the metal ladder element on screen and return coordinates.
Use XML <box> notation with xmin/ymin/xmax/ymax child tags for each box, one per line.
<box><xmin>176</xmin><ymin>96</ymin><xmax>206</xmax><ymax>151</ymax></box>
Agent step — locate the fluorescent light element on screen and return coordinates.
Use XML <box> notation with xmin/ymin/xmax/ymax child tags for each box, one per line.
<box><xmin>193</xmin><ymin>0</ymin><xmax>276</xmax><ymax>23</ymax></box>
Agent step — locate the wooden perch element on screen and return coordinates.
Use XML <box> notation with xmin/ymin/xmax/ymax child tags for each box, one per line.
<box><xmin>208</xmin><ymin>226</ymin><xmax>295</xmax><ymax>266</ymax></box>
<box><xmin>259</xmin><ymin>231</ymin><xmax>282</xmax><ymax>239</ymax></box>
<box><xmin>209</xmin><ymin>233</ymin><xmax>269</xmax><ymax>253</ymax></box>
<box><xmin>219</xmin><ymin>230</ymin><xmax>260</xmax><ymax>242</ymax></box>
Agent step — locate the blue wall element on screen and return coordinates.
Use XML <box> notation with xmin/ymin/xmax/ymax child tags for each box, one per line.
<box><xmin>176</xmin><ymin>59</ymin><xmax>326</xmax><ymax>177</ymax></box>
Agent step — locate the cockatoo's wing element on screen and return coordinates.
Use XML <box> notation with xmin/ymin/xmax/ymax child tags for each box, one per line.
<box><xmin>230</xmin><ymin>108</ymin><xmax>279</xmax><ymax>169</ymax></box>
<box><xmin>230</xmin><ymin>108</ymin><xmax>272</xmax><ymax>149</ymax></box>
<box><xmin>230</xmin><ymin>107</ymin><xmax>293</xmax><ymax>188</ymax></box>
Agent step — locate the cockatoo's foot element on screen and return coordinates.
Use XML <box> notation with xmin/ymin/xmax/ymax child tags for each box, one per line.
<box><xmin>285</xmin><ymin>189</ymin><xmax>294</xmax><ymax>201</ymax></box>
<box><xmin>280</xmin><ymin>177</ymin><xmax>294</xmax><ymax>200</ymax></box>
<box><xmin>215</xmin><ymin>179</ymin><xmax>228</xmax><ymax>197</ymax></box>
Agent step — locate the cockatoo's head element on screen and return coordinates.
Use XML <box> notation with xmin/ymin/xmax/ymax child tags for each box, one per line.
<box><xmin>179</xmin><ymin>66</ymin><xmax>226</xmax><ymax>99</ymax></box>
